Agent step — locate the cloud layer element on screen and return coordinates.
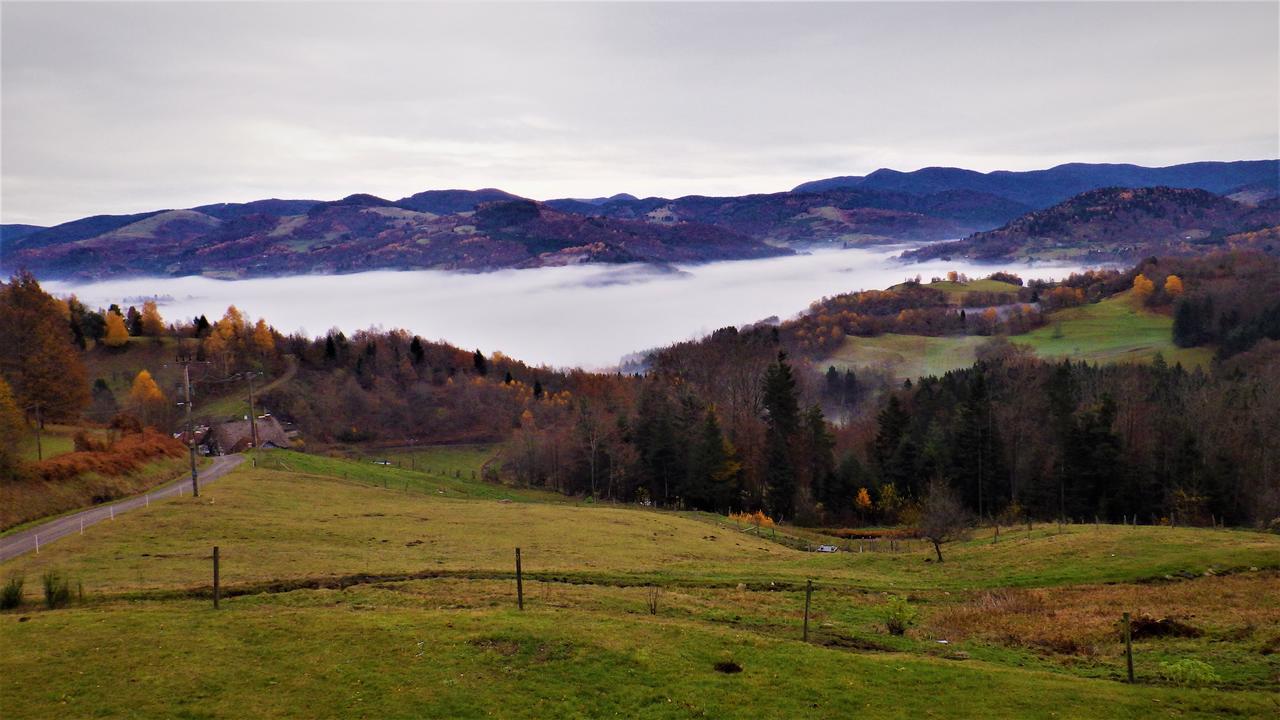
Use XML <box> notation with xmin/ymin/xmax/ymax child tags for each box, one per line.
<box><xmin>3</xmin><ymin>2</ymin><xmax>1277</xmax><ymax>226</ymax></box>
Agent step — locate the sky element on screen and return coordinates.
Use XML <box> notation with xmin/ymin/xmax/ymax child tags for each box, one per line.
<box><xmin>3</xmin><ymin>1</ymin><xmax>1278</xmax><ymax>227</ymax></box>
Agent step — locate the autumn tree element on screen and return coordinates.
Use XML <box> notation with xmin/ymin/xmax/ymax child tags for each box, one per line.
<box><xmin>128</xmin><ymin>369</ymin><xmax>166</xmax><ymax>427</ymax></box>
<box><xmin>103</xmin><ymin>311</ymin><xmax>129</xmax><ymax>348</ymax></box>
<box><xmin>1132</xmin><ymin>273</ymin><xmax>1155</xmax><ymax>300</ymax></box>
<box><xmin>252</xmin><ymin>318</ymin><xmax>275</xmax><ymax>356</ymax></box>
<box><xmin>0</xmin><ymin>272</ymin><xmax>90</xmax><ymax>422</ymax></box>
<box><xmin>0</xmin><ymin>377</ymin><xmax>26</xmax><ymax>480</ymax></box>
<box><xmin>1164</xmin><ymin>274</ymin><xmax>1184</xmax><ymax>296</ymax></box>
<box><xmin>140</xmin><ymin>300</ymin><xmax>165</xmax><ymax>336</ymax></box>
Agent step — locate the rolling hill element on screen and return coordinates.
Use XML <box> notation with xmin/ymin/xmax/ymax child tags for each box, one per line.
<box><xmin>905</xmin><ymin>187</ymin><xmax>1280</xmax><ymax>263</ymax></box>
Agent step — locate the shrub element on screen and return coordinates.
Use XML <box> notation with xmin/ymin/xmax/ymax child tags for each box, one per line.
<box><xmin>883</xmin><ymin>596</ymin><xmax>918</xmax><ymax>636</ymax></box>
<box><xmin>0</xmin><ymin>575</ymin><xmax>23</xmax><ymax>610</ymax></box>
<box><xmin>42</xmin><ymin>571</ymin><xmax>71</xmax><ymax>609</ymax></box>
<box><xmin>1158</xmin><ymin>659</ymin><xmax>1220</xmax><ymax>687</ymax></box>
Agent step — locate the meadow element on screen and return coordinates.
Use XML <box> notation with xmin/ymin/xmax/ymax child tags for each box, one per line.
<box><xmin>823</xmin><ymin>289</ymin><xmax>1212</xmax><ymax>379</ymax></box>
<box><xmin>2</xmin><ymin>451</ymin><xmax>1277</xmax><ymax>718</ymax></box>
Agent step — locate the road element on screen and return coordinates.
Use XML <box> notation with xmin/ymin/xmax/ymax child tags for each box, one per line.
<box><xmin>0</xmin><ymin>454</ymin><xmax>245</xmax><ymax>563</ymax></box>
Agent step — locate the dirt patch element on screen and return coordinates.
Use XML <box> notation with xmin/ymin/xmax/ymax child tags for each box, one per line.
<box><xmin>469</xmin><ymin>638</ymin><xmax>521</xmax><ymax>656</ymax></box>
<box><xmin>819</xmin><ymin>634</ymin><xmax>892</xmax><ymax>652</ymax></box>
<box><xmin>1128</xmin><ymin>615</ymin><xmax>1202</xmax><ymax>640</ymax></box>
<box><xmin>713</xmin><ymin>661</ymin><xmax>742</xmax><ymax>674</ymax></box>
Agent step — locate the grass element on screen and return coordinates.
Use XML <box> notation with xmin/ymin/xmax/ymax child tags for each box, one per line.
<box><xmin>822</xmin><ymin>291</ymin><xmax>1213</xmax><ymax>379</ymax></box>
<box><xmin>0</xmin><ymin>455</ymin><xmax>205</xmax><ymax>533</ymax></box>
<box><xmin>3</xmin><ymin>460</ymin><xmax>1278</xmax><ymax>717</ymax></box>
<box><xmin>3</xmin><ymin>594</ymin><xmax>1276</xmax><ymax>719</ymax></box>
<box><xmin>1016</xmin><ymin>292</ymin><xmax>1212</xmax><ymax>368</ymax></box>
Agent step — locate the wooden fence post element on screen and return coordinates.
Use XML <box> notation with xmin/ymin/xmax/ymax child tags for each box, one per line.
<box><xmin>213</xmin><ymin>546</ymin><xmax>221</xmax><ymax>610</ymax></box>
<box><xmin>515</xmin><ymin>547</ymin><xmax>524</xmax><ymax>611</ymax></box>
<box><xmin>803</xmin><ymin>579</ymin><xmax>813</xmax><ymax>642</ymax></box>
<box><xmin>1123</xmin><ymin>612</ymin><xmax>1134</xmax><ymax>682</ymax></box>
<box><xmin>993</xmin><ymin>524</ymin><xmax>999</xmax><ymax>544</ymax></box>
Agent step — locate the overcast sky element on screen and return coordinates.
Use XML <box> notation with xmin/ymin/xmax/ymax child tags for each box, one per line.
<box><xmin>2</xmin><ymin>1</ymin><xmax>1277</xmax><ymax>227</ymax></box>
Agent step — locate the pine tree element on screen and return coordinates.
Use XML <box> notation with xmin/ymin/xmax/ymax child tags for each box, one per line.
<box><xmin>761</xmin><ymin>352</ymin><xmax>801</xmax><ymax>518</ymax></box>
<box><xmin>125</xmin><ymin>306</ymin><xmax>143</xmax><ymax>336</ymax></box>
<box><xmin>473</xmin><ymin>349</ymin><xmax>488</xmax><ymax>376</ymax></box>
<box><xmin>409</xmin><ymin>336</ymin><xmax>425</xmax><ymax>365</ymax></box>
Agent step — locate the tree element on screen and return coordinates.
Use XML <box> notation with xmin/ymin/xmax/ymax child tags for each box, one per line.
<box><xmin>140</xmin><ymin>300</ymin><xmax>165</xmax><ymax>336</ymax></box>
<box><xmin>0</xmin><ymin>377</ymin><xmax>26</xmax><ymax>480</ymax></box>
<box><xmin>125</xmin><ymin>306</ymin><xmax>143</xmax><ymax>336</ymax></box>
<box><xmin>129</xmin><ymin>370</ymin><xmax>166</xmax><ymax>427</ymax></box>
<box><xmin>854</xmin><ymin>487</ymin><xmax>873</xmax><ymax>520</ymax></box>
<box><xmin>1133</xmin><ymin>273</ymin><xmax>1155</xmax><ymax>301</ymax></box>
<box><xmin>103</xmin><ymin>311</ymin><xmax>129</xmax><ymax>348</ymax></box>
<box><xmin>252</xmin><ymin>318</ymin><xmax>274</xmax><ymax>355</ymax></box>
<box><xmin>919</xmin><ymin>480</ymin><xmax>970</xmax><ymax>562</ymax></box>
<box><xmin>761</xmin><ymin>352</ymin><xmax>801</xmax><ymax>518</ymax></box>
<box><xmin>1164</xmin><ymin>274</ymin><xmax>1184</xmax><ymax>297</ymax></box>
<box><xmin>473</xmin><ymin>349</ymin><xmax>488</xmax><ymax>376</ymax></box>
<box><xmin>0</xmin><ymin>272</ymin><xmax>90</xmax><ymax>422</ymax></box>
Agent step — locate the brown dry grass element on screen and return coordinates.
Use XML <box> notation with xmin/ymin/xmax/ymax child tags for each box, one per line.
<box><xmin>923</xmin><ymin>571</ymin><xmax>1280</xmax><ymax>657</ymax></box>
<box><xmin>2</xmin><ymin>430</ymin><xmax>191</xmax><ymax>530</ymax></box>
<box><xmin>33</xmin><ymin>429</ymin><xmax>185</xmax><ymax>483</ymax></box>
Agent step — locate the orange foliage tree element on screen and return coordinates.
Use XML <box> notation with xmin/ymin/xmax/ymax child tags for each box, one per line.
<box><xmin>1164</xmin><ymin>274</ymin><xmax>1184</xmax><ymax>296</ymax></box>
<box><xmin>1132</xmin><ymin>273</ymin><xmax>1155</xmax><ymax>300</ymax></box>
<box><xmin>140</xmin><ymin>300</ymin><xmax>165</xmax><ymax>336</ymax></box>
<box><xmin>103</xmin><ymin>311</ymin><xmax>129</xmax><ymax>348</ymax></box>
<box><xmin>128</xmin><ymin>369</ymin><xmax>166</xmax><ymax>427</ymax></box>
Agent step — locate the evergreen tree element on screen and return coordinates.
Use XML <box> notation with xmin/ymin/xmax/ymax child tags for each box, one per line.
<box><xmin>409</xmin><ymin>336</ymin><xmax>425</xmax><ymax>365</ymax></box>
<box><xmin>473</xmin><ymin>349</ymin><xmax>488</xmax><ymax>376</ymax></box>
<box><xmin>761</xmin><ymin>352</ymin><xmax>801</xmax><ymax>518</ymax></box>
<box><xmin>125</xmin><ymin>306</ymin><xmax>143</xmax><ymax>336</ymax></box>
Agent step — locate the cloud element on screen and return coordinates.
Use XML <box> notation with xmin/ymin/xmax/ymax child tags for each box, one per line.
<box><xmin>3</xmin><ymin>2</ymin><xmax>1276</xmax><ymax>225</ymax></box>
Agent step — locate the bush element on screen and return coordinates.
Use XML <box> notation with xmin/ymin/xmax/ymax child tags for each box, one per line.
<box><xmin>1158</xmin><ymin>659</ymin><xmax>1220</xmax><ymax>687</ymax></box>
<box><xmin>883</xmin><ymin>596</ymin><xmax>918</xmax><ymax>636</ymax></box>
<box><xmin>42</xmin><ymin>571</ymin><xmax>71</xmax><ymax>609</ymax></box>
<box><xmin>0</xmin><ymin>575</ymin><xmax>23</xmax><ymax>610</ymax></box>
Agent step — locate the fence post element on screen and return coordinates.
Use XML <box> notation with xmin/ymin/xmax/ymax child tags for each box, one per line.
<box><xmin>213</xmin><ymin>546</ymin><xmax>221</xmax><ymax>610</ymax></box>
<box><xmin>1123</xmin><ymin>612</ymin><xmax>1133</xmax><ymax>682</ymax></box>
<box><xmin>803</xmin><ymin>579</ymin><xmax>813</xmax><ymax>642</ymax></box>
<box><xmin>515</xmin><ymin>547</ymin><xmax>524</xmax><ymax>611</ymax></box>
<box><xmin>993</xmin><ymin>524</ymin><xmax>999</xmax><ymax>545</ymax></box>
<box><xmin>34</xmin><ymin>534</ymin><xmax>39</xmax><ymax>554</ymax></box>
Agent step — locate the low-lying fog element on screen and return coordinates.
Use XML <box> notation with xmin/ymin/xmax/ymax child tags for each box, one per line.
<box><xmin>47</xmin><ymin>248</ymin><xmax>1086</xmax><ymax>369</ymax></box>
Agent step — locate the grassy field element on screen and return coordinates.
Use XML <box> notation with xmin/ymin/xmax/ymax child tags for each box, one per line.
<box><xmin>2</xmin><ymin>457</ymin><xmax>1278</xmax><ymax>717</ymax></box>
<box><xmin>824</xmin><ymin>292</ymin><xmax>1212</xmax><ymax>380</ymax></box>
<box><xmin>1017</xmin><ymin>292</ymin><xmax>1212</xmax><ymax>367</ymax></box>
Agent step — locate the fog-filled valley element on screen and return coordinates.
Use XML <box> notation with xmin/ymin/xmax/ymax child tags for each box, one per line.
<box><xmin>46</xmin><ymin>248</ymin><xmax>1084</xmax><ymax>368</ymax></box>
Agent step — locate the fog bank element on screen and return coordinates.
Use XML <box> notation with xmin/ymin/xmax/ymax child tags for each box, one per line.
<box><xmin>47</xmin><ymin>249</ymin><xmax>1086</xmax><ymax>369</ymax></box>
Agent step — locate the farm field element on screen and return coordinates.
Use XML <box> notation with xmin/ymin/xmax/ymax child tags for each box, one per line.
<box><xmin>2</xmin><ymin>454</ymin><xmax>1277</xmax><ymax>718</ymax></box>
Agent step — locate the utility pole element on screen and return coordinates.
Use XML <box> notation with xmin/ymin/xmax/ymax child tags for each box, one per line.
<box><xmin>33</xmin><ymin>402</ymin><xmax>43</xmax><ymax>461</ymax></box>
<box><xmin>176</xmin><ymin>358</ymin><xmax>200</xmax><ymax>497</ymax></box>
<box><xmin>246</xmin><ymin>372</ymin><xmax>259</xmax><ymax>449</ymax></box>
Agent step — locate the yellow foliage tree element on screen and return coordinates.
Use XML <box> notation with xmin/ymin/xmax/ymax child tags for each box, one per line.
<box><xmin>1133</xmin><ymin>273</ymin><xmax>1155</xmax><ymax>300</ymax></box>
<box><xmin>103</xmin><ymin>311</ymin><xmax>129</xmax><ymax>348</ymax></box>
<box><xmin>128</xmin><ymin>369</ymin><xmax>165</xmax><ymax>426</ymax></box>
<box><xmin>252</xmin><ymin>318</ymin><xmax>274</xmax><ymax>355</ymax></box>
<box><xmin>1165</xmin><ymin>274</ymin><xmax>1184</xmax><ymax>296</ymax></box>
<box><xmin>140</xmin><ymin>300</ymin><xmax>165</xmax><ymax>336</ymax></box>
<box><xmin>855</xmin><ymin>487</ymin><xmax>873</xmax><ymax>513</ymax></box>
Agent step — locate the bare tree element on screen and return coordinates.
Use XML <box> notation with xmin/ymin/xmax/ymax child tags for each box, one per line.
<box><xmin>920</xmin><ymin>480</ymin><xmax>970</xmax><ymax>562</ymax></box>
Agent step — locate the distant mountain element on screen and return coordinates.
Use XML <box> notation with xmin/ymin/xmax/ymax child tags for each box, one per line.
<box><xmin>394</xmin><ymin>188</ymin><xmax>523</xmax><ymax>215</ymax></box>
<box><xmin>546</xmin><ymin>187</ymin><xmax>1031</xmax><ymax>244</ymax></box>
<box><xmin>795</xmin><ymin>160</ymin><xmax>1280</xmax><ymax>209</ymax></box>
<box><xmin>905</xmin><ymin>186</ymin><xmax>1280</xmax><ymax>263</ymax></box>
<box><xmin>0</xmin><ymin>224</ymin><xmax>46</xmax><ymax>244</ymax></box>
<box><xmin>4</xmin><ymin>197</ymin><xmax>788</xmax><ymax>280</ymax></box>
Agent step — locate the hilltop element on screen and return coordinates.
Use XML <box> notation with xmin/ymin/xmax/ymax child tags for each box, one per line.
<box><xmin>795</xmin><ymin>159</ymin><xmax>1280</xmax><ymax>209</ymax></box>
<box><xmin>906</xmin><ymin>186</ymin><xmax>1280</xmax><ymax>263</ymax></box>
